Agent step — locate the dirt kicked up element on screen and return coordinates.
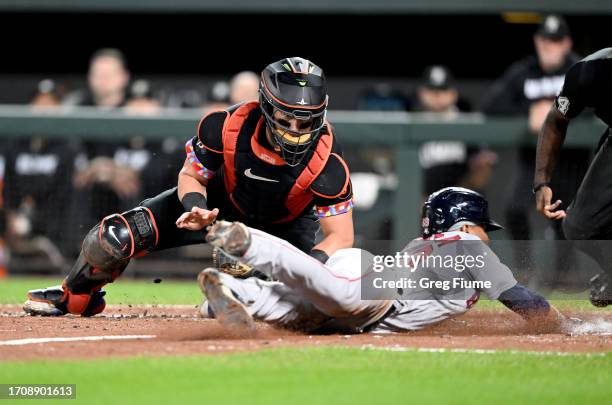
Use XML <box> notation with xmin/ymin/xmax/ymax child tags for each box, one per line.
<box><xmin>0</xmin><ymin>304</ymin><xmax>610</xmax><ymax>362</ymax></box>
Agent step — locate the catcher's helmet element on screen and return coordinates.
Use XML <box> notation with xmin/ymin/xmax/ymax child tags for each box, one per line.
<box><xmin>421</xmin><ymin>187</ymin><xmax>503</xmax><ymax>238</ymax></box>
<box><xmin>259</xmin><ymin>57</ymin><xmax>328</xmax><ymax>166</ymax></box>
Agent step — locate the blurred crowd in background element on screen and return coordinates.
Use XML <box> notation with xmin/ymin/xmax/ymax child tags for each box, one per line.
<box><xmin>0</xmin><ymin>14</ymin><xmax>598</xmax><ymax>289</ymax></box>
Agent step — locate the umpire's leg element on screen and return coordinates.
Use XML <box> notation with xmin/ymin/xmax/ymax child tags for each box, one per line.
<box><xmin>562</xmin><ymin>130</ymin><xmax>612</xmax><ymax>305</ymax></box>
<box><xmin>563</xmin><ymin>132</ymin><xmax>612</xmax><ymax>240</ymax></box>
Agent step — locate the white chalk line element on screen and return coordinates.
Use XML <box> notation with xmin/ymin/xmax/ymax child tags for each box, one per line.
<box><xmin>361</xmin><ymin>345</ymin><xmax>608</xmax><ymax>357</ymax></box>
<box><xmin>0</xmin><ymin>335</ymin><xmax>157</xmax><ymax>346</ymax></box>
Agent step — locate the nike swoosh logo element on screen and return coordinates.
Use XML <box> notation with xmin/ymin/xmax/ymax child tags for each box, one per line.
<box><xmin>108</xmin><ymin>225</ymin><xmax>122</xmax><ymax>245</ymax></box>
<box><xmin>244</xmin><ymin>168</ymin><xmax>279</xmax><ymax>183</ymax></box>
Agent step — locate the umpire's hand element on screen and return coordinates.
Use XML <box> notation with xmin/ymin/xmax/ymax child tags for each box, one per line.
<box><xmin>176</xmin><ymin>207</ymin><xmax>219</xmax><ymax>231</ymax></box>
<box><xmin>535</xmin><ymin>186</ymin><xmax>566</xmax><ymax>220</ymax></box>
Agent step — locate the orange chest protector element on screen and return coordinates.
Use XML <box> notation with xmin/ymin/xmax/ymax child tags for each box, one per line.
<box><xmin>221</xmin><ymin>102</ymin><xmax>333</xmax><ymax>223</ymax></box>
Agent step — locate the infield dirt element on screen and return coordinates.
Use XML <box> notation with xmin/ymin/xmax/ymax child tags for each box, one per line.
<box><xmin>1</xmin><ymin>305</ymin><xmax>610</xmax><ymax>361</ymax></box>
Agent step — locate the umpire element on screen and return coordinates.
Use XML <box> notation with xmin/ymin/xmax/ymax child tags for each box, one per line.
<box><xmin>534</xmin><ymin>47</ymin><xmax>612</xmax><ymax>307</ymax></box>
<box><xmin>24</xmin><ymin>57</ymin><xmax>355</xmax><ymax>317</ymax></box>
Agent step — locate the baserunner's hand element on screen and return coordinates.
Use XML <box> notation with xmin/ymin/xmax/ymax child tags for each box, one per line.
<box><xmin>535</xmin><ymin>185</ymin><xmax>566</xmax><ymax>220</ymax></box>
<box><xmin>176</xmin><ymin>207</ymin><xmax>219</xmax><ymax>230</ymax></box>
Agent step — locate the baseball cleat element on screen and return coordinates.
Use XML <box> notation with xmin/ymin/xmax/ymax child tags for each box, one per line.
<box><xmin>23</xmin><ymin>285</ymin><xmax>106</xmax><ymax>317</ymax></box>
<box><xmin>197</xmin><ymin>268</ymin><xmax>255</xmax><ymax>331</ymax></box>
<box><xmin>589</xmin><ymin>273</ymin><xmax>611</xmax><ymax>308</ymax></box>
<box><xmin>24</xmin><ymin>285</ymin><xmax>68</xmax><ymax>316</ymax></box>
<box><xmin>23</xmin><ymin>301</ymin><xmax>66</xmax><ymax>316</ymax></box>
<box><xmin>205</xmin><ymin>221</ymin><xmax>251</xmax><ymax>257</ymax></box>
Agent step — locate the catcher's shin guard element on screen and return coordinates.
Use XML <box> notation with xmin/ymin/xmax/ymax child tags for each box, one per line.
<box><xmin>25</xmin><ymin>207</ymin><xmax>159</xmax><ymax>316</ymax></box>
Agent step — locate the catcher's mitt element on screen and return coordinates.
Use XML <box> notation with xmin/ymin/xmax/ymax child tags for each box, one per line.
<box><xmin>212</xmin><ymin>247</ymin><xmax>253</xmax><ymax>278</ymax></box>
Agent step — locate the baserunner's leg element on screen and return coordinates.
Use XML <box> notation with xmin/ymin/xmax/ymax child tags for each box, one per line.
<box><xmin>216</xmin><ymin>273</ymin><xmax>332</xmax><ymax>330</ymax></box>
<box><xmin>206</xmin><ymin>222</ymin><xmax>391</xmax><ymax>325</ymax></box>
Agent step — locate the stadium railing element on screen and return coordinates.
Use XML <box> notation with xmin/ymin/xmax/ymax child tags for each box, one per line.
<box><xmin>0</xmin><ymin>106</ymin><xmax>604</xmax><ymax>246</ymax></box>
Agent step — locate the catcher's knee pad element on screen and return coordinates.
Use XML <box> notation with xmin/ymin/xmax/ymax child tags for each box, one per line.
<box><xmin>85</xmin><ymin>207</ymin><xmax>159</xmax><ymax>266</ymax></box>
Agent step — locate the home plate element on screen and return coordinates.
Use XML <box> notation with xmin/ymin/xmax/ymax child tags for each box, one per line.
<box><xmin>0</xmin><ymin>335</ymin><xmax>157</xmax><ymax>346</ymax></box>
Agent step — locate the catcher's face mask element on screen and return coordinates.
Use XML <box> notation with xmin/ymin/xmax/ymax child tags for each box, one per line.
<box><xmin>259</xmin><ymin>57</ymin><xmax>328</xmax><ymax>167</ymax></box>
<box><xmin>262</xmin><ymin>106</ymin><xmax>325</xmax><ymax>167</ymax></box>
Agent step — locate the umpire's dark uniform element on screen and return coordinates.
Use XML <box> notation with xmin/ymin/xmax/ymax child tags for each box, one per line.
<box><xmin>538</xmin><ymin>47</ymin><xmax>612</xmax><ymax>306</ymax></box>
<box><xmin>556</xmin><ymin>48</ymin><xmax>612</xmax><ymax>239</ymax></box>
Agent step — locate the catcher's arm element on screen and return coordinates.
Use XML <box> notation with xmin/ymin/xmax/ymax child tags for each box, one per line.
<box><xmin>176</xmin><ymin>158</ymin><xmax>218</xmax><ymax>230</ymax></box>
<box><xmin>177</xmin><ymin>157</ymin><xmax>209</xmax><ymax>203</ymax></box>
<box><xmin>313</xmin><ymin>210</ymin><xmax>354</xmax><ymax>257</ymax></box>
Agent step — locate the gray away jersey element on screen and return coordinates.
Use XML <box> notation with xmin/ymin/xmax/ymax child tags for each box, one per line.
<box><xmin>372</xmin><ymin>231</ymin><xmax>517</xmax><ymax>332</ymax></box>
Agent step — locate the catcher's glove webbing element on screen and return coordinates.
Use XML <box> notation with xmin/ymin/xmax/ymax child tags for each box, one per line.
<box><xmin>212</xmin><ymin>247</ymin><xmax>254</xmax><ymax>278</ymax></box>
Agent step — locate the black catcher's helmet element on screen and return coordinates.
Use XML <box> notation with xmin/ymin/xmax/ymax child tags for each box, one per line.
<box><xmin>259</xmin><ymin>57</ymin><xmax>328</xmax><ymax>166</ymax></box>
<box><xmin>421</xmin><ymin>187</ymin><xmax>503</xmax><ymax>238</ymax></box>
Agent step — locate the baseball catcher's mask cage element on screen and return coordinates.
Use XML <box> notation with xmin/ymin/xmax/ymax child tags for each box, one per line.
<box><xmin>259</xmin><ymin>57</ymin><xmax>328</xmax><ymax>167</ymax></box>
<box><xmin>421</xmin><ymin>187</ymin><xmax>503</xmax><ymax>238</ymax></box>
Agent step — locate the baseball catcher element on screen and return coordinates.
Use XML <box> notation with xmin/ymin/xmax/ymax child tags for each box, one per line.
<box><xmin>23</xmin><ymin>57</ymin><xmax>354</xmax><ymax>317</ymax></box>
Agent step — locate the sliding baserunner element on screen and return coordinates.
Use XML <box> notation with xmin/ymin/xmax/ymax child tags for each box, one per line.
<box><xmin>199</xmin><ymin>187</ymin><xmax>570</xmax><ymax>333</ymax></box>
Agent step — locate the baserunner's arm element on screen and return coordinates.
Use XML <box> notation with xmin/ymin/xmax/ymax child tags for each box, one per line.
<box><xmin>498</xmin><ymin>283</ymin><xmax>566</xmax><ymax>332</ymax></box>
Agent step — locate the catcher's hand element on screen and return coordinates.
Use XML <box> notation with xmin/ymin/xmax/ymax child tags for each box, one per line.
<box><xmin>176</xmin><ymin>207</ymin><xmax>219</xmax><ymax>231</ymax></box>
<box><xmin>212</xmin><ymin>247</ymin><xmax>253</xmax><ymax>278</ymax></box>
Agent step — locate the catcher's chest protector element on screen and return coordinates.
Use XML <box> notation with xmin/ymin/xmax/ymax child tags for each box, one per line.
<box><xmin>222</xmin><ymin>102</ymin><xmax>333</xmax><ymax>223</ymax></box>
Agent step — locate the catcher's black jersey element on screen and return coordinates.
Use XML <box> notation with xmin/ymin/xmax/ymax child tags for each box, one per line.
<box><xmin>554</xmin><ymin>48</ymin><xmax>612</xmax><ymax>128</ymax></box>
<box><xmin>185</xmin><ymin>104</ymin><xmax>353</xmax><ymax>221</ymax></box>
